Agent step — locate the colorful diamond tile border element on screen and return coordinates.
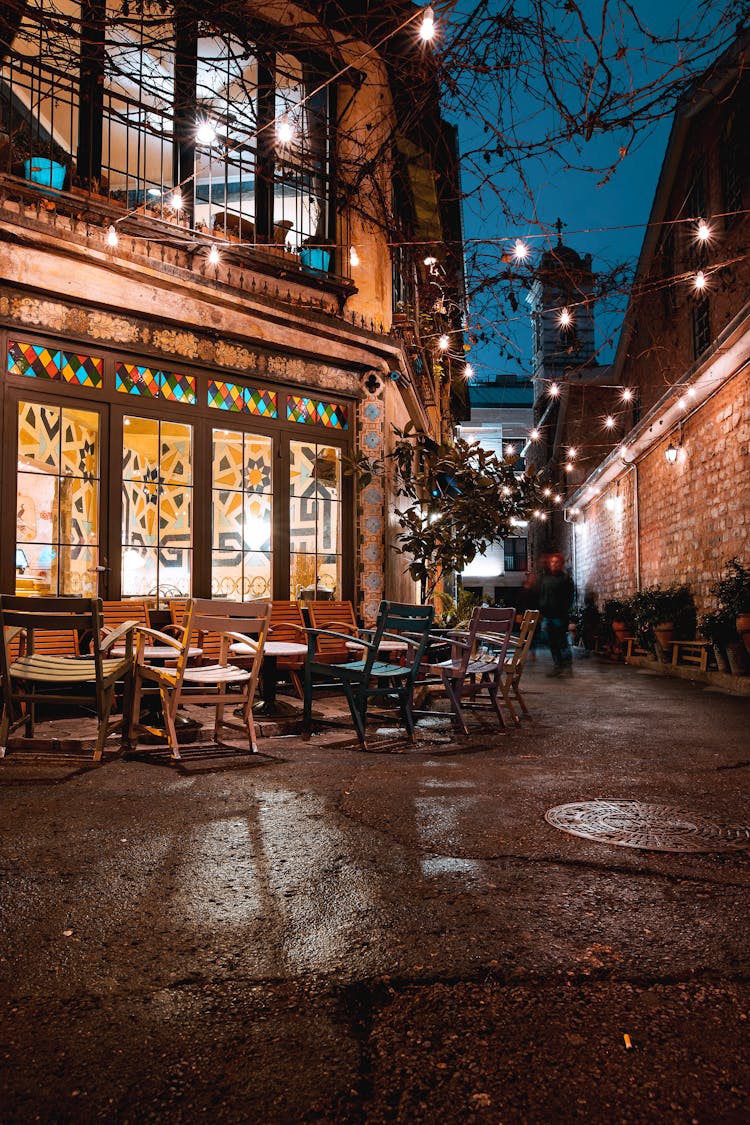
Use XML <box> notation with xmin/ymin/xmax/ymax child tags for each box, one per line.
<box><xmin>287</xmin><ymin>394</ymin><xmax>348</xmax><ymax>430</ymax></box>
<box><xmin>208</xmin><ymin>380</ymin><xmax>278</xmax><ymax>417</ymax></box>
<box><xmin>8</xmin><ymin>340</ymin><xmax>61</xmax><ymax>380</ymax></box>
<box><xmin>162</xmin><ymin>371</ymin><xmax>197</xmax><ymax>405</ymax></box>
<box><xmin>61</xmin><ymin>353</ymin><xmax>103</xmax><ymax>388</ymax></box>
<box><xmin>116</xmin><ymin>362</ymin><xmax>161</xmax><ymax>397</ymax></box>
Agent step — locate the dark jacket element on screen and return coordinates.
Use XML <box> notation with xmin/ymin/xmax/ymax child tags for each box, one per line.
<box><xmin>538</xmin><ymin>571</ymin><xmax>574</xmax><ymax>622</ymax></box>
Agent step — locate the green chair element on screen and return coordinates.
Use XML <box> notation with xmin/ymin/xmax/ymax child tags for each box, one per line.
<box><xmin>303</xmin><ymin>600</ymin><xmax>435</xmax><ymax>749</ymax></box>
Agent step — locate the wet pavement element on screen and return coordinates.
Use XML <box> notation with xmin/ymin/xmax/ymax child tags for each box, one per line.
<box><xmin>1</xmin><ymin>651</ymin><xmax>749</xmax><ymax>1122</ymax></box>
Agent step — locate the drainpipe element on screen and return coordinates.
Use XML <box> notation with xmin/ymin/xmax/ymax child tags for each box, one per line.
<box><xmin>632</xmin><ymin>461</ymin><xmax>641</xmax><ymax>592</ymax></box>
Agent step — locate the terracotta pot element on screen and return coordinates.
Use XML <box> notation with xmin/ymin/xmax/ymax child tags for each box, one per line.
<box><xmin>735</xmin><ymin>612</ymin><xmax>750</xmax><ymax>653</ymax></box>
<box><xmin>712</xmin><ymin>644</ymin><xmax>729</xmax><ymax>674</ymax></box>
<box><xmin>611</xmin><ymin>620</ymin><xmax>629</xmax><ymax>640</ymax></box>
<box><xmin>654</xmin><ymin>622</ymin><xmax>675</xmax><ymax>647</ymax></box>
<box><xmin>726</xmin><ymin>640</ymin><xmax>747</xmax><ymax>676</ymax></box>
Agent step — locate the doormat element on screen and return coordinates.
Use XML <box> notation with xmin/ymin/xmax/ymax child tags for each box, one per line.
<box><xmin>545</xmin><ymin>799</ymin><xmax>750</xmax><ymax>853</ymax></box>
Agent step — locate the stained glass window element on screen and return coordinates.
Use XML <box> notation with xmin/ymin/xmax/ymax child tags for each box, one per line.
<box><xmin>121</xmin><ymin>416</ymin><xmax>193</xmax><ymax>597</ymax></box>
<box><xmin>8</xmin><ymin>342</ymin><xmax>103</xmax><ymax>388</ymax></box>
<box><xmin>289</xmin><ymin>440</ymin><xmax>341</xmax><ymax>599</ymax></box>
<box><xmin>16</xmin><ymin>401</ymin><xmax>100</xmax><ymax>596</ymax></box>
<box><xmin>115</xmin><ymin>362</ymin><xmax>195</xmax><ymax>403</ymax></box>
<box><xmin>287</xmin><ymin>394</ymin><xmax>347</xmax><ymax>430</ymax></box>
<box><xmin>211</xmin><ymin>428</ymin><xmax>273</xmax><ymax>600</ymax></box>
<box><xmin>208</xmin><ymin>380</ymin><xmax>278</xmax><ymax>418</ymax></box>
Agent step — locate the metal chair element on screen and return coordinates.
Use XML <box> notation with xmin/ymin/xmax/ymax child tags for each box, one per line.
<box><xmin>303</xmin><ymin>600</ymin><xmax>434</xmax><ymax>749</ymax></box>
<box><xmin>128</xmin><ymin>598</ymin><xmax>270</xmax><ymax>760</ymax></box>
<box><xmin>426</xmin><ymin>606</ymin><xmax>516</xmax><ymax>735</ymax></box>
<box><xmin>0</xmin><ymin>596</ymin><xmax>135</xmax><ymax>761</ymax></box>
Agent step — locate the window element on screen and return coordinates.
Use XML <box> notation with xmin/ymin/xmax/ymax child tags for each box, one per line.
<box><xmin>121</xmin><ymin>416</ymin><xmax>193</xmax><ymax>598</ymax></box>
<box><xmin>289</xmin><ymin>440</ymin><xmax>342</xmax><ymax>599</ymax></box>
<box><xmin>16</xmin><ymin>401</ymin><xmax>100</xmax><ymax>596</ymax></box>
<box><xmin>504</xmin><ymin>537</ymin><xmax>528</xmax><ymax>573</ymax></box>
<box><xmin>692</xmin><ymin>295</ymin><xmax>711</xmax><ymax>359</ymax></box>
<box><xmin>211</xmin><ymin>427</ymin><xmax>273</xmax><ymax>600</ymax></box>
<box><xmin>2</xmin><ymin>3</ymin><xmax>335</xmax><ymax>265</ymax></box>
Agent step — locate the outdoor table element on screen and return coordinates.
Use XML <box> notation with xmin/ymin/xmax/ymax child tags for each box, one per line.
<box><xmin>113</xmin><ymin>645</ymin><xmax>203</xmax><ymax>661</ymax></box>
<box><xmin>345</xmin><ymin>638</ymin><xmax>409</xmax><ymax>656</ymax></box>
<box><xmin>231</xmin><ymin>639</ymin><xmax>308</xmax><ymax>717</ymax></box>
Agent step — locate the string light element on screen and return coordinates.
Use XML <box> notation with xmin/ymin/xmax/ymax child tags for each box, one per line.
<box><xmin>349</xmin><ymin>247</ymin><xmax>360</xmax><ymax>267</ymax></box>
<box><xmin>276</xmin><ymin>116</ymin><xmax>294</xmax><ymax>144</ymax></box>
<box><xmin>559</xmin><ymin>307</ymin><xmax>572</xmax><ymax>327</ymax></box>
<box><xmin>501</xmin><ymin>485</ymin><xmax>512</xmax><ymax>496</ymax></box>
<box><xmin>505</xmin><ymin>443</ymin><xmax>516</xmax><ymax>456</ymax></box>
<box><xmin>465</xmin><ymin>363</ymin><xmax>474</xmax><ymax>380</ymax></box>
<box><xmin>513</xmin><ymin>239</ymin><xmax>529</xmax><ymax>261</ymax></box>
<box><xmin>543</xmin><ymin>486</ymin><xmax>552</xmax><ymax>497</ymax></box>
<box><xmin>208</xmin><ymin>245</ymin><xmax>220</xmax><ymax>266</ymax></box>
<box><xmin>621</xmin><ymin>387</ymin><xmax>633</xmax><ymax>402</ymax></box>
<box><xmin>549</xmin><ymin>382</ymin><xmax>560</xmax><ymax>397</ymax></box>
<box><xmin>106</xmin><ymin>224</ymin><xmax>119</xmax><ymax>248</ymax></box>
<box><xmin>565</xmin><ymin>461</ymin><xmax>574</xmax><ymax>472</ymax></box>
<box><xmin>423</xmin><ymin>255</ymin><xmax>437</xmax><ymax>267</ymax></box>
<box><xmin>604</xmin><ymin>415</ymin><xmax>616</xmax><ymax>429</ymax></box>
<box><xmin>694</xmin><ymin>270</ymin><xmax>706</xmax><ymax>291</ymax></box>
<box><xmin>196</xmin><ymin>120</ymin><xmax>216</xmax><ymax>145</ymax></box>
<box><xmin>568</xmin><ymin>446</ymin><xmax>577</xmax><ymax>458</ymax></box>
<box><xmin>696</xmin><ymin>219</ymin><xmax>711</xmax><ymax>242</ymax></box>
<box><xmin>170</xmin><ymin>189</ymin><xmax>183</xmax><ymax>211</ymax></box>
<box><xmin>529</xmin><ymin>427</ymin><xmax>540</xmax><ymax>441</ymax></box>
<box><xmin>419</xmin><ymin>6</ymin><xmax>435</xmax><ymax>40</ymax></box>
<box><xmin>438</xmin><ymin>334</ymin><xmax>450</xmax><ymax>350</ymax></box>
<box><xmin>553</xmin><ymin>494</ymin><xmax>562</xmax><ymax>504</ymax></box>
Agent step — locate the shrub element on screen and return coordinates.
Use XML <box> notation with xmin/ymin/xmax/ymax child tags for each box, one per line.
<box><xmin>710</xmin><ymin>557</ymin><xmax>750</xmax><ymax>615</ymax></box>
<box><xmin>631</xmin><ymin>585</ymin><xmax>696</xmax><ymax>643</ymax></box>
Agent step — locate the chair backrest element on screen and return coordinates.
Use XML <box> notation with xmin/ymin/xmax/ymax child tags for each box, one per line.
<box><xmin>164</xmin><ymin>599</ymin><xmax>270</xmax><ymax>688</ymax></box>
<box><xmin>459</xmin><ymin>605</ymin><xmax>516</xmax><ymax>676</ymax></box>
<box><xmin>507</xmin><ymin>609</ymin><xmax>540</xmax><ymax>677</ymax></box>
<box><xmin>269</xmin><ymin>600</ymin><xmax>306</xmax><ymax>635</ymax></box>
<box><xmin>308</xmin><ymin>600</ymin><xmax>358</xmax><ymax>661</ymax></box>
<box><xmin>0</xmin><ymin>595</ymin><xmax>100</xmax><ymax>683</ymax></box>
<box><xmin>364</xmin><ymin>601</ymin><xmax>435</xmax><ymax>679</ymax></box>
<box><xmin>102</xmin><ymin>600</ymin><xmax>149</xmax><ymax>632</ymax></box>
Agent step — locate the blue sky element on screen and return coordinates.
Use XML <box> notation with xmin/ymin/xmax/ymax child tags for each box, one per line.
<box><xmin>446</xmin><ymin>0</ymin><xmax>735</xmax><ymax>379</ymax></box>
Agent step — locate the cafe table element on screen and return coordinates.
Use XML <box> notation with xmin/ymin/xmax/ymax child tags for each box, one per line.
<box><xmin>231</xmin><ymin>639</ymin><xmax>309</xmax><ymax>718</ymax></box>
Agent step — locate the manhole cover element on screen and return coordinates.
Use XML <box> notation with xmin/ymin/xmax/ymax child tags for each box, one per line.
<box><xmin>545</xmin><ymin>800</ymin><xmax>750</xmax><ymax>853</ymax></box>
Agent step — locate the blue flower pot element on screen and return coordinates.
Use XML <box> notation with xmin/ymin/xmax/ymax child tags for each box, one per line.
<box><xmin>24</xmin><ymin>158</ymin><xmax>66</xmax><ymax>190</ymax></box>
<box><xmin>299</xmin><ymin>247</ymin><xmax>331</xmax><ymax>273</ymax></box>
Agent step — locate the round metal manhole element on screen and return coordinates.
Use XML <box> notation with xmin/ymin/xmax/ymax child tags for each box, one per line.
<box><xmin>545</xmin><ymin>800</ymin><xmax>750</xmax><ymax>853</ymax></box>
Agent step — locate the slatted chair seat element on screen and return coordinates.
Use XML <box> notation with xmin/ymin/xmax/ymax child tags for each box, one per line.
<box><xmin>0</xmin><ymin>597</ymin><xmax>135</xmax><ymax>761</ymax></box>
<box><xmin>129</xmin><ymin>599</ymin><xmax>271</xmax><ymax>760</ymax></box>
<box><xmin>303</xmin><ymin>601</ymin><xmax>435</xmax><ymax>749</ymax></box>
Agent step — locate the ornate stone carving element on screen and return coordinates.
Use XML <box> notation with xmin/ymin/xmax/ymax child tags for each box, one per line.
<box><xmin>151</xmin><ymin>329</ymin><xmax>201</xmax><ymax>359</ymax></box>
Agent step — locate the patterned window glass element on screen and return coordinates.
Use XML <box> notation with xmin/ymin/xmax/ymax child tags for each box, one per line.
<box><xmin>211</xmin><ymin>429</ymin><xmax>273</xmax><ymax>600</ymax></box>
<box><xmin>289</xmin><ymin>440</ymin><xmax>341</xmax><ymax>599</ymax></box>
<box><xmin>208</xmin><ymin>380</ymin><xmax>278</xmax><ymax>418</ymax></box>
<box><xmin>8</xmin><ymin>342</ymin><xmax>103</xmax><ymax>388</ymax></box>
<box><xmin>287</xmin><ymin>394</ymin><xmax>348</xmax><ymax>430</ymax></box>
<box><xmin>16</xmin><ymin>401</ymin><xmax>100</xmax><ymax>596</ymax></box>
<box><xmin>121</xmin><ymin>416</ymin><xmax>193</xmax><ymax>598</ymax></box>
<box><xmin>115</xmin><ymin>362</ymin><xmax>196</xmax><ymax>404</ymax></box>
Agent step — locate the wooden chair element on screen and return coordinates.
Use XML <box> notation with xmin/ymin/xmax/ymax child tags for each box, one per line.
<box><xmin>307</xmin><ymin>600</ymin><xmax>359</xmax><ymax>664</ymax></box>
<box><xmin>303</xmin><ymin>601</ymin><xmax>434</xmax><ymax>749</ymax></box>
<box><xmin>425</xmin><ymin>606</ymin><xmax>516</xmax><ymax>735</ymax></box>
<box><xmin>267</xmin><ymin>601</ymin><xmax>308</xmax><ymax>697</ymax></box>
<box><xmin>0</xmin><ymin>596</ymin><xmax>135</xmax><ymax>761</ymax></box>
<box><xmin>501</xmin><ymin>609</ymin><xmax>541</xmax><ymax>722</ymax></box>
<box><xmin>129</xmin><ymin>598</ymin><xmax>271</xmax><ymax>760</ymax></box>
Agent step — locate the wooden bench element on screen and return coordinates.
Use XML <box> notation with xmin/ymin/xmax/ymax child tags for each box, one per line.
<box><xmin>669</xmin><ymin>640</ymin><xmax>710</xmax><ymax>673</ymax></box>
<box><xmin>624</xmin><ymin>637</ymin><xmax>649</xmax><ymax>662</ymax></box>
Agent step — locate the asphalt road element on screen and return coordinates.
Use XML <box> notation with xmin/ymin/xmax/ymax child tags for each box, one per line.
<box><xmin>1</xmin><ymin>652</ymin><xmax>749</xmax><ymax>1123</ymax></box>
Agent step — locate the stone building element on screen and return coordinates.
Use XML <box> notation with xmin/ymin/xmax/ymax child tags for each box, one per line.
<box><xmin>564</xmin><ymin>29</ymin><xmax>750</xmax><ymax>613</ymax></box>
<box><xmin>0</xmin><ymin>0</ymin><xmax>466</xmax><ymax>623</ymax></box>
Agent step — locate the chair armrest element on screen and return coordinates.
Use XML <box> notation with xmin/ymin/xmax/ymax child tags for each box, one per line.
<box><xmin>269</xmin><ymin>622</ymin><xmax>307</xmax><ymax>640</ymax></box>
<box><xmin>134</xmin><ymin>626</ymin><xmax>184</xmax><ymax>650</ymax></box>
<box><xmin>100</xmin><ymin>619</ymin><xmax>139</xmax><ymax>652</ymax></box>
<box><xmin>305</xmin><ymin>627</ymin><xmax>377</xmax><ymax>651</ymax></box>
<box><xmin>223</xmin><ymin>630</ymin><xmax>261</xmax><ymax>653</ymax></box>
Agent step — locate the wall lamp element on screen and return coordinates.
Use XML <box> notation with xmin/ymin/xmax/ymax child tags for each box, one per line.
<box><xmin>665</xmin><ymin>442</ymin><xmax>678</xmax><ymax>464</ymax></box>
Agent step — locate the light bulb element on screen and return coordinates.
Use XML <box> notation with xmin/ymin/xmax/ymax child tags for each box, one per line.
<box><xmin>543</xmin><ymin>487</ymin><xmax>552</xmax><ymax>497</ymax></box>
<box><xmin>559</xmin><ymin>307</ymin><xmax>572</xmax><ymax>327</ymax></box>
<box><xmin>106</xmin><ymin>224</ymin><xmax>119</xmax><ymax>248</ymax></box>
<box><xmin>196</xmin><ymin>120</ymin><xmax>216</xmax><ymax>145</ymax></box>
<box><xmin>277</xmin><ymin>116</ymin><xmax>294</xmax><ymax>144</ymax></box>
<box><xmin>694</xmin><ymin>270</ymin><xmax>706</xmax><ymax>291</ymax></box>
<box><xmin>208</xmin><ymin>245</ymin><xmax>220</xmax><ymax>266</ymax></box>
<box><xmin>529</xmin><ymin>427</ymin><xmax>540</xmax><ymax>441</ymax></box>
<box><xmin>423</xmin><ymin>255</ymin><xmax>437</xmax><ymax>267</ymax></box>
<box><xmin>513</xmin><ymin>239</ymin><xmax>529</xmax><ymax>261</ymax></box>
<box><xmin>621</xmin><ymin>387</ymin><xmax>633</xmax><ymax>402</ymax></box>
<box><xmin>505</xmin><ymin>444</ymin><xmax>515</xmax><ymax>456</ymax></box>
<box><xmin>568</xmin><ymin>446</ymin><xmax>577</xmax><ymax>458</ymax></box>
<box><xmin>465</xmin><ymin>363</ymin><xmax>474</xmax><ymax>380</ymax></box>
<box><xmin>665</xmin><ymin>442</ymin><xmax>678</xmax><ymax>464</ymax></box>
<box><xmin>170</xmin><ymin>189</ymin><xmax>183</xmax><ymax>211</ymax></box>
<box><xmin>549</xmin><ymin>383</ymin><xmax>560</xmax><ymax>397</ymax></box>
<box><xmin>419</xmin><ymin>6</ymin><xmax>435</xmax><ymax>40</ymax></box>
<box><xmin>604</xmin><ymin>415</ymin><xmax>616</xmax><ymax>429</ymax></box>
<box><xmin>438</xmin><ymin>334</ymin><xmax>450</xmax><ymax>351</ymax></box>
<box><xmin>696</xmin><ymin>219</ymin><xmax>711</xmax><ymax>242</ymax></box>
<box><xmin>349</xmin><ymin>247</ymin><xmax>360</xmax><ymax>267</ymax></box>
<box><xmin>553</xmin><ymin>494</ymin><xmax>562</xmax><ymax>504</ymax></box>
<box><xmin>565</xmin><ymin>461</ymin><xmax>574</xmax><ymax>473</ymax></box>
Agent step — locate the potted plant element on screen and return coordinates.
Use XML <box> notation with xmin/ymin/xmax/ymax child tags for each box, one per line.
<box><xmin>602</xmin><ymin>597</ymin><xmax>635</xmax><ymax>644</ymax></box>
<box><xmin>710</xmin><ymin>557</ymin><xmax>750</xmax><ymax>653</ymax></box>
<box><xmin>631</xmin><ymin>584</ymin><xmax>696</xmax><ymax>659</ymax></box>
<box><xmin>699</xmin><ymin>609</ymin><xmax>738</xmax><ymax>673</ymax></box>
<box><xmin>298</xmin><ymin>233</ymin><xmax>334</xmax><ymax>274</ymax></box>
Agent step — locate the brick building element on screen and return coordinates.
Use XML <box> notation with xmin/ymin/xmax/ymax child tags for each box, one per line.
<box><xmin>562</xmin><ymin>29</ymin><xmax>750</xmax><ymax>614</ymax></box>
<box><xmin>0</xmin><ymin>0</ymin><xmax>466</xmax><ymax>622</ymax></box>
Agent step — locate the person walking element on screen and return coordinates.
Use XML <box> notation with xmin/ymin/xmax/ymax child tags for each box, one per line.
<box><xmin>538</xmin><ymin>552</ymin><xmax>575</xmax><ymax>675</ymax></box>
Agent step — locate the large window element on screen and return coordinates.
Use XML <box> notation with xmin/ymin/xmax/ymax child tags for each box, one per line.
<box><xmin>15</xmin><ymin>400</ymin><xmax>100</xmax><ymax>596</ymax></box>
<box><xmin>289</xmin><ymin>440</ymin><xmax>342</xmax><ymax>599</ymax></box>
<box><xmin>211</xmin><ymin>427</ymin><xmax>273</xmax><ymax>600</ymax></box>
<box><xmin>121</xmin><ymin>415</ymin><xmax>193</xmax><ymax>597</ymax></box>
<box><xmin>1</xmin><ymin>2</ymin><xmax>334</xmax><ymax>264</ymax></box>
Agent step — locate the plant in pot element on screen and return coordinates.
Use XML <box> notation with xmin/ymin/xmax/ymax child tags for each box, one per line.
<box><xmin>631</xmin><ymin>584</ymin><xmax>696</xmax><ymax>660</ymax></box>
<box><xmin>699</xmin><ymin>609</ymin><xmax>738</xmax><ymax>673</ymax></box>
<box><xmin>298</xmin><ymin>232</ymin><xmax>334</xmax><ymax>274</ymax></box>
<box><xmin>710</xmin><ymin>557</ymin><xmax>750</xmax><ymax>654</ymax></box>
<box><xmin>602</xmin><ymin>597</ymin><xmax>635</xmax><ymax>652</ymax></box>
